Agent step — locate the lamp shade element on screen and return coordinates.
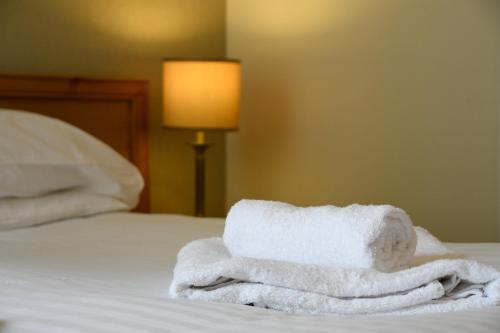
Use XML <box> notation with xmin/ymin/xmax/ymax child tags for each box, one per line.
<box><xmin>162</xmin><ymin>59</ymin><xmax>241</xmax><ymax>130</ymax></box>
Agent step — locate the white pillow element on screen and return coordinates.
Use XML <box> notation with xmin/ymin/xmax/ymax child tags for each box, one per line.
<box><xmin>0</xmin><ymin>190</ymin><xmax>128</xmax><ymax>230</ymax></box>
<box><xmin>0</xmin><ymin>109</ymin><xmax>144</xmax><ymax>228</ymax></box>
<box><xmin>0</xmin><ymin>164</ymin><xmax>86</xmax><ymax>198</ymax></box>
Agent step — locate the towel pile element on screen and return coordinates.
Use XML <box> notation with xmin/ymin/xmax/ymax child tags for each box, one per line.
<box><xmin>170</xmin><ymin>200</ymin><xmax>500</xmax><ymax>315</ymax></box>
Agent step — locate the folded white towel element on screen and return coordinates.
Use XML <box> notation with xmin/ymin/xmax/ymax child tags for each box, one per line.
<box><xmin>170</xmin><ymin>237</ymin><xmax>500</xmax><ymax>315</ymax></box>
<box><xmin>411</xmin><ymin>226</ymin><xmax>463</xmax><ymax>266</ymax></box>
<box><xmin>223</xmin><ymin>200</ymin><xmax>417</xmax><ymax>272</ymax></box>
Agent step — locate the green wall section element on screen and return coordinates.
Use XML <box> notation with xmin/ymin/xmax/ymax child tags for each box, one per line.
<box><xmin>226</xmin><ymin>0</ymin><xmax>500</xmax><ymax>241</ymax></box>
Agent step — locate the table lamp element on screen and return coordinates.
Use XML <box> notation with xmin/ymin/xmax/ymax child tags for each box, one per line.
<box><xmin>162</xmin><ymin>59</ymin><xmax>241</xmax><ymax>217</ymax></box>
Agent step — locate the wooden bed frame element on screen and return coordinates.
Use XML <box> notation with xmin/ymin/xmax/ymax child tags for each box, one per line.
<box><xmin>0</xmin><ymin>74</ymin><xmax>150</xmax><ymax>212</ymax></box>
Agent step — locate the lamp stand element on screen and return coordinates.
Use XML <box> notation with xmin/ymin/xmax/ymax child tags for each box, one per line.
<box><xmin>189</xmin><ymin>131</ymin><xmax>211</xmax><ymax>217</ymax></box>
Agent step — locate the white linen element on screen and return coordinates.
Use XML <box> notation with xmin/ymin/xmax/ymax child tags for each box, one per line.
<box><xmin>411</xmin><ymin>226</ymin><xmax>463</xmax><ymax>265</ymax></box>
<box><xmin>0</xmin><ymin>164</ymin><xmax>85</xmax><ymax>198</ymax></box>
<box><xmin>0</xmin><ymin>109</ymin><xmax>143</xmax><ymax>228</ymax></box>
<box><xmin>0</xmin><ymin>213</ymin><xmax>224</xmax><ymax>295</ymax></box>
<box><xmin>0</xmin><ymin>213</ymin><xmax>499</xmax><ymax>333</ymax></box>
<box><xmin>0</xmin><ymin>191</ymin><xmax>127</xmax><ymax>230</ymax></box>
<box><xmin>224</xmin><ymin>200</ymin><xmax>416</xmax><ymax>272</ymax></box>
<box><xmin>170</xmin><ymin>237</ymin><xmax>500</xmax><ymax>315</ymax></box>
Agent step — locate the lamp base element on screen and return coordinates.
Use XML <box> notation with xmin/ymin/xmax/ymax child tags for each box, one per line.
<box><xmin>189</xmin><ymin>131</ymin><xmax>211</xmax><ymax>217</ymax></box>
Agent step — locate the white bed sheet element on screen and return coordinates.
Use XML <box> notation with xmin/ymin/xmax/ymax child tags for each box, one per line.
<box><xmin>0</xmin><ymin>212</ymin><xmax>224</xmax><ymax>297</ymax></box>
<box><xmin>0</xmin><ymin>212</ymin><xmax>499</xmax><ymax>333</ymax></box>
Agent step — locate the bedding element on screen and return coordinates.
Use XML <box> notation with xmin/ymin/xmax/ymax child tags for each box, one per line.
<box><xmin>0</xmin><ymin>109</ymin><xmax>144</xmax><ymax>229</ymax></box>
<box><xmin>0</xmin><ymin>213</ymin><xmax>499</xmax><ymax>333</ymax></box>
<box><xmin>0</xmin><ymin>191</ymin><xmax>127</xmax><ymax>230</ymax></box>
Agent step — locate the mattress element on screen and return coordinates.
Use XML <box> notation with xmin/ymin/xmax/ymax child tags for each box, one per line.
<box><xmin>0</xmin><ymin>212</ymin><xmax>499</xmax><ymax>333</ymax></box>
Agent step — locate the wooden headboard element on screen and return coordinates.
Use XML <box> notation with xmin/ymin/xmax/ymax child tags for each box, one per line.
<box><xmin>0</xmin><ymin>74</ymin><xmax>150</xmax><ymax>213</ymax></box>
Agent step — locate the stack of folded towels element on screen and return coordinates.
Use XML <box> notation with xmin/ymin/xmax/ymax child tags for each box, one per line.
<box><xmin>170</xmin><ymin>200</ymin><xmax>500</xmax><ymax>315</ymax></box>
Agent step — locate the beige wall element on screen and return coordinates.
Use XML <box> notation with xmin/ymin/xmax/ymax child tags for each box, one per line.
<box><xmin>0</xmin><ymin>0</ymin><xmax>227</xmax><ymax>216</ymax></box>
<box><xmin>227</xmin><ymin>0</ymin><xmax>500</xmax><ymax>241</ymax></box>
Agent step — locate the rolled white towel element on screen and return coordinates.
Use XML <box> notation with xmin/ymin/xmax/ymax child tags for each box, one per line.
<box><xmin>223</xmin><ymin>200</ymin><xmax>417</xmax><ymax>272</ymax></box>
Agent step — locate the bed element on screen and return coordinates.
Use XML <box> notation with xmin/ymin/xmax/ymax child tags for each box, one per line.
<box><xmin>1</xmin><ymin>213</ymin><xmax>499</xmax><ymax>333</ymax></box>
<box><xmin>0</xmin><ymin>74</ymin><xmax>499</xmax><ymax>333</ymax></box>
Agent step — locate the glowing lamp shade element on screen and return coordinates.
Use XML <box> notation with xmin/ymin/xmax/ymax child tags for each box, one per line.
<box><xmin>162</xmin><ymin>60</ymin><xmax>241</xmax><ymax>130</ymax></box>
